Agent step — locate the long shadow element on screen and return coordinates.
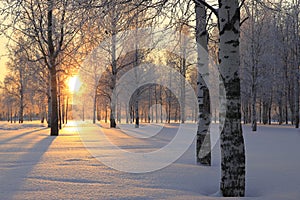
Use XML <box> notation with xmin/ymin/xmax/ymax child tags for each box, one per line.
<box><xmin>0</xmin><ymin>127</ymin><xmax>49</xmax><ymax>144</ymax></box>
<box><xmin>0</xmin><ymin>133</ymin><xmax>55</xmax><ymax>200</ymax></box>
<box><xmin>94</xmin><ymin>123</ymin><xmax>176</xmax><ymax>146</ymax></box>
<box><xmin>95</xmin><ymin>123</ymin><xmax>102</xmax><ymax>128</ymax></box>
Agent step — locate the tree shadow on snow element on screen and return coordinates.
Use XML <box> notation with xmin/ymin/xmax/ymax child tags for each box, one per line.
<box><xmin>0</xmin><ymin>133</ymin><xmax>55</xmax><ymax>199</ymax></box>
<box><xmin>0</xmin><ymin>127</ymin><xmax>49</xmax><ymax>144</ymax></box>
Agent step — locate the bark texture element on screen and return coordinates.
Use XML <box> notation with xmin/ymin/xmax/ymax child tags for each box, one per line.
<box><xmin>48</xmin><ymin>0</ymin><xmax>59</xmax><ymax>136</ymax></box>
<box><xmin>195</xmin><ymin>0</ymin><xmax>211</xmax><ymax>166</ymax></box>
<box><xmin>218</xmin><ymin>0</ymin><xmax>246</xmax><ymax>197</ymax></box>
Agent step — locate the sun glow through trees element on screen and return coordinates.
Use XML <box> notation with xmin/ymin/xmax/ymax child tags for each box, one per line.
<box><xmin>68</xmin><ymin>75</ymin><xmax>82</xmax><ymax>93</ymax></box>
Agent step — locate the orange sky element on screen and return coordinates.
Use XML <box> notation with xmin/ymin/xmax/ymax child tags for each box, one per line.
<box><xmin>0</xmin><ymin>1</ymin><xmax>7</xmax><ymax>82</ymax></box>
<box><xmin>0</xmin><ymin>34</ymin><xmax>8</xmax><ymax>82</ymax></box>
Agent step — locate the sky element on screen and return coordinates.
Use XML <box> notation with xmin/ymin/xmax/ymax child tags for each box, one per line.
<box><xmin>0</xmin><ymin>0</ymin><xmax>8</xmax><ymax>83</ymax></box>
<box><xmin>0</xmin><ymin>34</ymin><xmax>8</xmax><ymax>82</ymax></box>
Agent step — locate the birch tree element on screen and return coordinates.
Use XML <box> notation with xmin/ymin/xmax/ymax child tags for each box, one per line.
<box><xmin>3</xmin><ymin>37</ymin><xmax>34</xmax><ymax>123</ymax></box>
<box><xmin>195</xmin><ymin>0</ymin><xmax>211</xmax><ymax>165</ymax></box>
<box><xmin>218</xmin><ymin>0</ymin><xmax>246</xmax><ymax>196</ymax></box>
<box><xmin>291</xmin><ymin>0</ymin><xmax>300</xmax><ymax>128</ymax></box>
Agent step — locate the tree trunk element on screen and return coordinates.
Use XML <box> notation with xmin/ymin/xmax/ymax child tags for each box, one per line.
<box><xmin>48</xmin><ymin>0</ymin><xmax>58</xmax><ymax>136</ymax></box>
<box><xmin>135</xmin><ymin>92</ymin><xmax>140</xmax><ymax>128</ymax></box>
<box><xmin>289</xmin><ymin>79</ymin><xmax>295</xmax><ymax>125</ymax></box>
<box><xmin>285</xmin><ymin>97</ymin><xmax>289</xmax><ymax>124</ymax></box>
<box><xmin>50</xmin><ymin>67</ymin><xmax>59</xmax><ymax>136</ymax></box>
<box><xmin>294</xmin><ymin>60</ymin><xmax>299</xmax><ymax>128</ymax></box>
<box><xmin>151</xmin><ymin>87</ymin><xmax>154</xmax><ymax>123</ymax></box>
<box><xmin>149</xmin><ymin>86</ymin><xmax>152</xmax><ymax>123</ymax></box>
<box><xmin>215</xmin><ymin>108</ymin><xmax>217</xmax><ymax>123</ymax></box>
<box><xmin>93</xmin><ymin>89</ymin><xmax>97</xmax><ymax>124</ymax></box>
<box><xmin>294</xmin><ymin>3</ymin><xmax>299</xmax><ymax>128</ymax></box>
<box><xmin>66</xmin><ymin>96</ymin><xmax>68</xmax><ymax>125</ymax></box>
<box><xmin>41</xmin><ymin>104</ymin><xmax>45</xmax><ymax>124</ymax></box>
<box><xmin>19</xmin><ymin>70</ymin><xmax>24</xmax><ymax>124</ymax></box>
<box><xmin>19</xmin><ymin>92</ymin><xmax>24</xmax><ymax>124</ymax></box>
<box><xmin>167</xmin><ymin>96</ymin><xmax>171</xmax><ymax>124</ymax></box>
<box><xmin>248</xmin><ymin>102</ymin><xmax>252</xmax><ymax>124</ymax></box>
<box><xmin>250</xmin><ymin>0</ymin><xmax>258</xmax><ymax>132</ymax></box>
<box><xmin>251</xmin><ymin>90</ymin><xmax>257</xmax><ymax>131</ymax></box>
<box><xmin>47</xmin><ymin>93</ymin><xmax>52</xmax><ymax>128</ymax></box>
<box><xmin>218</xmin><ymin>0</ymin><xmax>246</xmax><ymax>196</ymax></box>
<box><xmin>58</xmin><ymin>94</ymin><xmax>62</xmax><ymax>129</ymax></box>
<box><xmin>262</xmin><ymin>100</ymin><xmax>268</xmax><ymax>125</ymax></box>
<box><xmin>268</xmin><ymin>95</ymin><xmax>273</xmax><ymax>125</ymax></box>
<box><xmin>14</xmin><ymin>112</ymin><xmax>17</xmax><ymax>123</ymax></box>
<box><xmin>284</xmin><ymin>58</ymin><xmax>289</xmax><ymax>124</ymax></box>
<box><xmin>10</xmin><ymin>104</ymin><xmax>13</xmax><ymax>123</ymax></box>
<box><xmin>242</xmin><ymin>102</ymin><xmax>247</xmax><ymax>124</ymax></box>
<box><xmin>110</xmin><ymin>104</ymin><xmax>117</xmax><ymax>128</ymax></box>
<box><xmin>29</xmin><ymin>111</ymin><xmax>32</xmax><ymax>121</ymax></box>
<box><xmin>132</xmin><ymin>106</ymin><xmax>135</xmax><ymax>123</ymax></box>
<box><xmin>278</xmin><ymin>97</ymin><xmax>283</xmax><ymax>125</ymax></box>
<box><xmin>167</xmin><ymin>71</ymin><xmax>172</xmax><ymax>124</ymax></box>
<box><xmin>110</xmin><ymin>2</ymin><xmax>117</xmax><ymax>128</ymax></box>
<box><xmin>180</xmin><ymin>31</ymin><xmax>187</xmax><ymax>124</ymax></box>
<box><xmin>7</xmin><ymin>105</ymin><xmax>9</xmax><ymax>122</ymax></box>
<box><xmin>118</xmin><ymin>101</ymin><xmax>121</xmax><ymax>123</ymax></box>
<box><xmin>180</xmin><ymin>70</ymin><xmax>186</xmax><ymax>124</ymax></box>
<box><xmin>155</xmin><ymin>85</ymin><xmax>158</xmax><ymax>123</ymax></box>
<box><xmin>195</xmin><ymin>0</ymin><xmax>211</xmax><ymax>166</ymax></box>
<box><xmin>62</xmin><ymin>96</ymin><xmax>65</xmax><ymax>124</ymax></box>
<box><xmin>259</xmin><ymin>99</ymin><xmax>262</xmax><ymax>124</ymax></box>
<box><xmin>174</xmin><ymin>106</ymin><xmax>178</xmax><ymax>122</ymax></box>
<box><xmin>105</xmin><ymin>105</ymin><xmax>108</xmax><ymax>123</ymax></box>
<box><xmin>97</xmin><ymin>103</ymin><xmax>101</xmax><ymax>121</ymax></box>
<box><xmin>126</xmin><ymin>102</ymin><xmax>129</xmax><ymax>124</ymax></box>
<box><xmin>160</xmin><ymin>85</ymin><xmax>163</xmax><ymax>123</ymax></box>
<box><xmin>133</xmin><ymin>10</ymin><xmax>140</xmax><ymax>128</ymax></box>
<box><xmin>58</xmin><ymin>78</ymin><xmax>62</xmax><ymax>130</ymax></box>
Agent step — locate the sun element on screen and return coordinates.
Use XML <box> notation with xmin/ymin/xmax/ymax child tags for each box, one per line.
<box><xmin>68</xmin><ymin>75</ymin><xmax>82</xmax><ymax>93</ymax></box>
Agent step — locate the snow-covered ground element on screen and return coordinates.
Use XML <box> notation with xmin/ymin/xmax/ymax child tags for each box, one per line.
<box><xmin>0</xmin><ymin>121</ymin><xmax>47</xmax><ymax>130</ymax></box>
<box><xmin>0</xmin><ymin>121</ymin><xmax>299</xmax><ymax>200</ymax></box>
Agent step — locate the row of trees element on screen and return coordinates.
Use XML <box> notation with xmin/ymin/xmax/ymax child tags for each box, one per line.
<box><xmin>1</xmin><ymin>0</ymin><xmax>298</xmax><ymax>197</ymax></box>
<box><xmin>0</xmin><ymin>0</ymin><xmax>90</xmax><ymax>135</ymax></box>
<box><xmin>240</xmin><ymin>0</ymin><xmax>300</xmax><ymax>131</ymax></box>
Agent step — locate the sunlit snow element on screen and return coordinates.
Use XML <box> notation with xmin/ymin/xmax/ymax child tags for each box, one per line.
<box><xmin>0</xmin><ymin>121</ymin><xmax>299</xmax><ymax>199</ymax></box>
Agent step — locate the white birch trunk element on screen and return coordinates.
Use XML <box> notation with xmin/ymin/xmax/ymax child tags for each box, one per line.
<box><xmin>195</xmin><ymin>0</ymin><xmax>211</xmax><ymax>165</ymax></box>
<box><xmin>218</xmin><ymin>0</ymin><xmax>246</xmax><ymax>197</ymax></box>
<box><xmin>93</xmin><ymin>88</ymin><xmax>97</xmax><ymax>124</ymax></box>
<box><xmin>293</xmin><ymin>0</ymin><xmax>299</xmax><ymax>128</ymax></box>
<box><xmin>110</xmin><ymin>2</ymin><xmax>117</xmax><ymax>128</ymax></box>
<box><xmin>250</xmin><ymin>1</ymin><xmax>257</xmax><ymax>131</ymax></box>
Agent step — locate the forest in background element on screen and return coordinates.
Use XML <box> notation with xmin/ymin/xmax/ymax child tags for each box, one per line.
<box><xmin>0</xmin><ymin>0</ymin><xmax>298</xmax><ymax>130</ymax></box>
<box><xmin>0</xmin><ymin>0</ymin><xmax>299</xmax><ymax>197</ymax></box>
